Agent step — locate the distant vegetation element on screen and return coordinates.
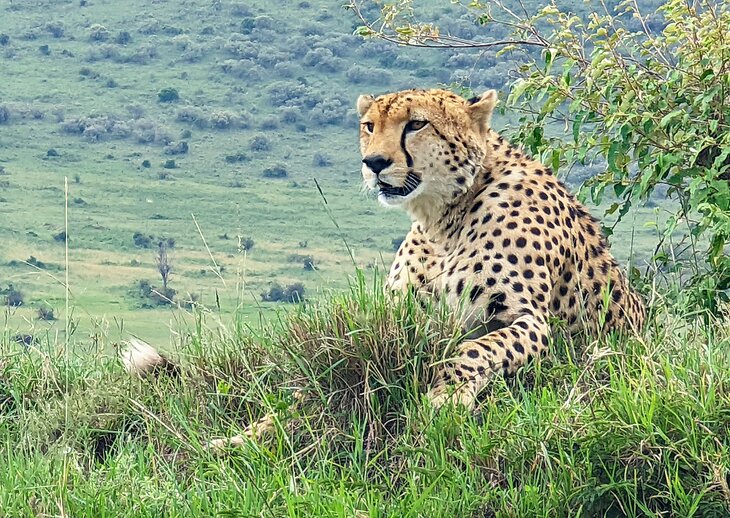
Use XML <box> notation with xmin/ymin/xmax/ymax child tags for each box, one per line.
<box><xmin>4</xmin><ymin>0</ymin><xmax>602</xmax><ymax>339</ymax></box>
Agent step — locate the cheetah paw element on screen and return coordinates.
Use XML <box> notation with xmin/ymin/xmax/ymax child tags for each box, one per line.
<box><xmin>426</xmin><ymin>385</ymin><xmax>476</xmax><ymax>410</ymax></box>
<box><xmin>206</xmin><ymin>413</ymin><xmax>276</xmax><ymax>451</ymax></box>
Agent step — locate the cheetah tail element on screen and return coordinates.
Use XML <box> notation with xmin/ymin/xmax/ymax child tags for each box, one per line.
<box><xmin>120</xmin><ymin>337</ymin><xmax>180</xmax><ymax>378</ymax></box>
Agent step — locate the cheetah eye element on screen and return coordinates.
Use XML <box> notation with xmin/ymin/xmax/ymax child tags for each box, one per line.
<box><xmin>405</xmin><ymin>120</ymin><xmax>428</xmax><ymax>132</ymax></box>
<box><xmin>362</xmin><ymin>122</ymin><xmax>374</xmax><ymax>133</ymax></box>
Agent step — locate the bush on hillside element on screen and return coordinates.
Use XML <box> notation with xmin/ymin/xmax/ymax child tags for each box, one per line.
<box><xmin>261</xmin><ymin>282</ymin><xmax>305</xmax><ymax>303</ymax></box>
<box><xmin>136</xmin><ymin>279</ymin><xmax>175</xmax><ymax>307</ymax></box>
<box><xmin>312</xmin><ymin>152</ymin><xmax>332</xmax><ymax>167</ymax></box>
<box><xmin>114</xmin><ymin>31</ymin><xmax>131</xmax><ymax>45</ymax></box>
<box><xmin>262</xmin><ymin>165</ymin><xmax>288</xmax><ymax>179</ymax></box>
<box><xmin>249</xmin><ymin>134</ymin><xmax>272</xmax><ymax>152</ymax></box>
<box><xmin>37</xmin><ymin>306</ymin><xmax>55</xmax><ymax>321</ymax></box>
<box><xmin>88</xmin><ymin>24</ymin><xmax>110</xmax><ymax>41</ymax></box>
<box><xmin>4</xmin><ymin>285</ymin><xmax>24</xmax><ymax>307</ymax></box>
<box><xmin>240</xmin><ymin>237</ymin><xmax>254</xmax><ymax>251</ymax></box>
<box><xmin>0</xmin><ymin>105</ymin><xmax>10</xmax><ymax>124</ymax></box>
<box><xmin>209</xmin><ymin>110</ymin><xmax>238</xmax><ymax>129</ymax></box>
<box><xmin>157</xmin><ymin>88</ymin><xmax>179</xmax><ymax>103</ymax></box>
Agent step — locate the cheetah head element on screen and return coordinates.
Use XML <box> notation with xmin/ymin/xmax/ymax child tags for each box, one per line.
<box><xmin>357</xmin><ymin>88</ymin><xmax>497</xmax><ymax>213</ymax></box>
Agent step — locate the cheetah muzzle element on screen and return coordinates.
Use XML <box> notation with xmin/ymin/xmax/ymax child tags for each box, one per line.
<box><xmin>378</xmin><ymin>172</ymin><xmax>422</xmax><ymax>198</ymax></box>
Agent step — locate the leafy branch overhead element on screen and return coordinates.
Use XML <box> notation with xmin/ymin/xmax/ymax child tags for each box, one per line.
<box><xmin>350</xmin><ymin>0</ymin><xmax>730</xmax><ymax>299</ymax></box>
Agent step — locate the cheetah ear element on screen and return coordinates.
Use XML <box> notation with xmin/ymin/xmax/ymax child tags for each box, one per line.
<box><xmin>357</xmin><ymin>94</ymin><xmax>375</xmax><ymax>117</ymax></box>
<box><xmin>467</xmin><ymin>89</ymin><xmax>498</xmax><ymax>133</ymax></box>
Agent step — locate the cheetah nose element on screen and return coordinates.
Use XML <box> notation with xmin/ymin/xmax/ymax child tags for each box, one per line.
<box><xmin>362</xmin><ymin>155</ymin><xmax>393</xmax><ymax>175</ymax></box>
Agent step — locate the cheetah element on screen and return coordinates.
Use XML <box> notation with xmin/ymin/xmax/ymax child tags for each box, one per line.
<box><xmin>357</xmin><ymin>88</ymin><xmax>646</xmax><ymax>409</ymax></box>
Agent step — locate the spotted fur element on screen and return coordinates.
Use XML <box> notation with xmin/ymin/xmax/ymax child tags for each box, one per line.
<box><xmin>357</xmin><ymin>88</ymin><xmax>646</xmax><ymax>409</ymax></box>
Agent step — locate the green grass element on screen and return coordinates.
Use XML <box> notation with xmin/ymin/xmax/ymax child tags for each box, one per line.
<box><xmin>2</xmin><ymin>273</ymin><xmax>729</xmax><ymax>516</ymax></box>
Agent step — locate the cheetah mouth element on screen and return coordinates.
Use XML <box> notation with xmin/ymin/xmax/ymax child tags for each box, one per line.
<box><xmin>378</xmin><ymin>172</ymin><xmax>421</xmax><ymax>198</ymax></box>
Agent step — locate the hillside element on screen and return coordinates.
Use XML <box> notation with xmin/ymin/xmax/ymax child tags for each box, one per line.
<box><xmin>0</xmin><ymin>0</ymin><xmax>665</xmax><ymax>344</ymax></box>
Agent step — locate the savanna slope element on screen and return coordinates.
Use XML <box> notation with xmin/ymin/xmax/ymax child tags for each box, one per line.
<box><xmin>0</xmin><ymin>0</ymin><xmax>662</xmax><ymax>344</ymax></box>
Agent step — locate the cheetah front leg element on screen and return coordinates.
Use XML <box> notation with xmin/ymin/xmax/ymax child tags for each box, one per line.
<box><xmin>386</xmin><ymin>223</ymin><xmax>439</xmax><ymax>296</ymax></box>
<box><xmin>427</xmin><ymin>312</ymin><xmax>550</xmax><ymax>409</ymax></box>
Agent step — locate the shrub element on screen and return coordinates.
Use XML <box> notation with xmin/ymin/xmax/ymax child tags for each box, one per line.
<box><xmin>114</xmin><ymin>31</ymin><xmax>131</xmax><ymax>45</ymax></box>
<box><xmin>25</xmin><ymin>256</ymin><xmax>47</xmax><ymax>269</ymax></box>
<box><xmin>37</xmin><ymin>306</ymin><xmax>55</xmax><ymax>321</ymax></box>
<box><xmin>88</xmin><ymin>24</ymin><xmax>110</xmax><ymax>42</ymax></box>
<box><xmin>157</xmin><ymin>88</ymin><xmax>180</xmax><ymax>103</ymax></box>
<box><xmin>45</xmin><ymin>21</ymin><xmax>65</xmax><ymax>38</ymax></box>
<box><xmin>345</xmin><ymin>64</ymin><xmax>377</xmax><ymax>84</ymax></box>
<box><xmin>39</xmin><ymin>45</ymin><xmax>50</xmax><ymax>56</ymax></box>
<box><xmin>176</xmin><ymin>107</ymin><xmax>205</xmax><ymax>125</ymax></box>
<box><xmin>141</xmin><ymin>160</ymin><xmax>151</xmax><ymax>168</ymax></box>
<box><xmin>309</xmin><ymin>97</ymin><xmax>349</xmax><ymax>126</ymax></box>
<box><xmin>262</xmin><ymin>165</ymin><xmax>288</xmax><ymax>179</ymax></box>
<box><xmin>220</xmin><ymin>59</ymin><xmax>261</xmax><ymax>79</ymax></box>
<box><xmin>284</xmin><ymin>282</ymin><xmax>305</xmax><ymax>302</ymax></box>
<box><xmin>133</xmin><ymin>232</ymin><xmax>153</xmax><ymax>248</ymax></box>
<box><xmin>279</xmin><ymin>107</ymin><xmax>300</xmax><ymax>124</ymax></box>
<box><xmin>53</xmin><ymin>231</ymin><xmax>67</xmax><ymax>243</ymax></box>
<box><xmin>13</xmin><ymin>334</ymin><xmax>35</xmax><ymax>346</ymax></box>
<box><xmin>0</xmin><ymin>105</ymin><xmax>10</xmax><ymax>124</ymax></box>
<box><xmin>274</xmin><ymin>62</ymin><xmax>295</xmax><ymax>78</ymax></box>
<box><xmin>0</xmin><ymin>34</ymin><xmax>9</xmax><ymax>46</ymax></box>
<box><xmin>302</xmin><ymin>256</ymin><xmax>316</xmax><ymax>271</ymax></box>
<box><xmin>209</xmin><ymin>110</ymin><xmax>237</xmax><ymax>129</ymax></box>
<box><xmin>180</xmin><ymin>292</ymin><xmax>200</xmax><ymax>310</ymax></box>
<box><xmin>164</xmin><ymin>141</ymin><xmax>188</xmax><ymax>155</ymax></box>
<box><xmin>302</xmin><ymin>47</ymin><xmax>343</xmax><ymax>73</ymax></box>
<box><xmin>163</xmin><ymin>160</ymin><xmax>176</xmax><ymax>169</ymax></box>
<box><xmin>223</xmin><ymin>34</ymin><xmax>258</xmax><ymax>59</ymax></box>
<box><xmin>249</xmin><ymin>134</ymin><xmax>272</xmax><ymax>152</ymax></box>
<box><xmin>4</xmin><ymin>285</ymin><xmax>24</xmax><ymax>307</ymax></box>
<box><xmin>231</xmin><ymin>3</ymin><xmax>253</xmax><ymax>17</ymax></box>
<box><xmin>172</xmin><ymin>35</ymin><xmax>193</xmax><ymax>51</ymax></box>
<box><xmin>267</xmin><ymin>81</ymin><xmax>319</xmax><ymax>108</ymax></box>
<box><xmin>138</xmin><ymin>18</ymin><xmax>160</xmax><ymax>35</ymax></box>
<box><xmin>240</xmin><ymin>237</ymin><xmax>254</xmax><ymax>251</ymax></box>
<box><xmin>125</xmin><ymin>45</ymin><xmax>158</xmax><ymax>64</ymax></box>
<box><xmin>136</xmin><ymin>280</ymin><xmax>175</xmax><ymax>306</ymax></box>
<box><xmin>46</xmin><ymin>149</ymin><xmax>59</xmax><ymax>157</ymax></box>
<box><xmin>259</xmin><ymin>116</ymin><xmax>278</xmax><ymax>130</ymax></box>
<box><xmin>224</xmin><ymin>153</ymin><xmax>250</xmax><ymax>163</ymax></box>
<box><xmin>313</xmin><ymin>152</ymin><xmax>332</xmax><ymax>167</ymax></box>
<box><xmin>261</xmin><ymin>282</ymin><xmax>305</xmax><ymax>303</ymax></box>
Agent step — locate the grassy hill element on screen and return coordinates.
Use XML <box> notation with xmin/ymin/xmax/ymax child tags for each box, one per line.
<box><xmin>3</xmin><ymin>0</ymin><xmax>724</xmax><ymax>516</ymax></box>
